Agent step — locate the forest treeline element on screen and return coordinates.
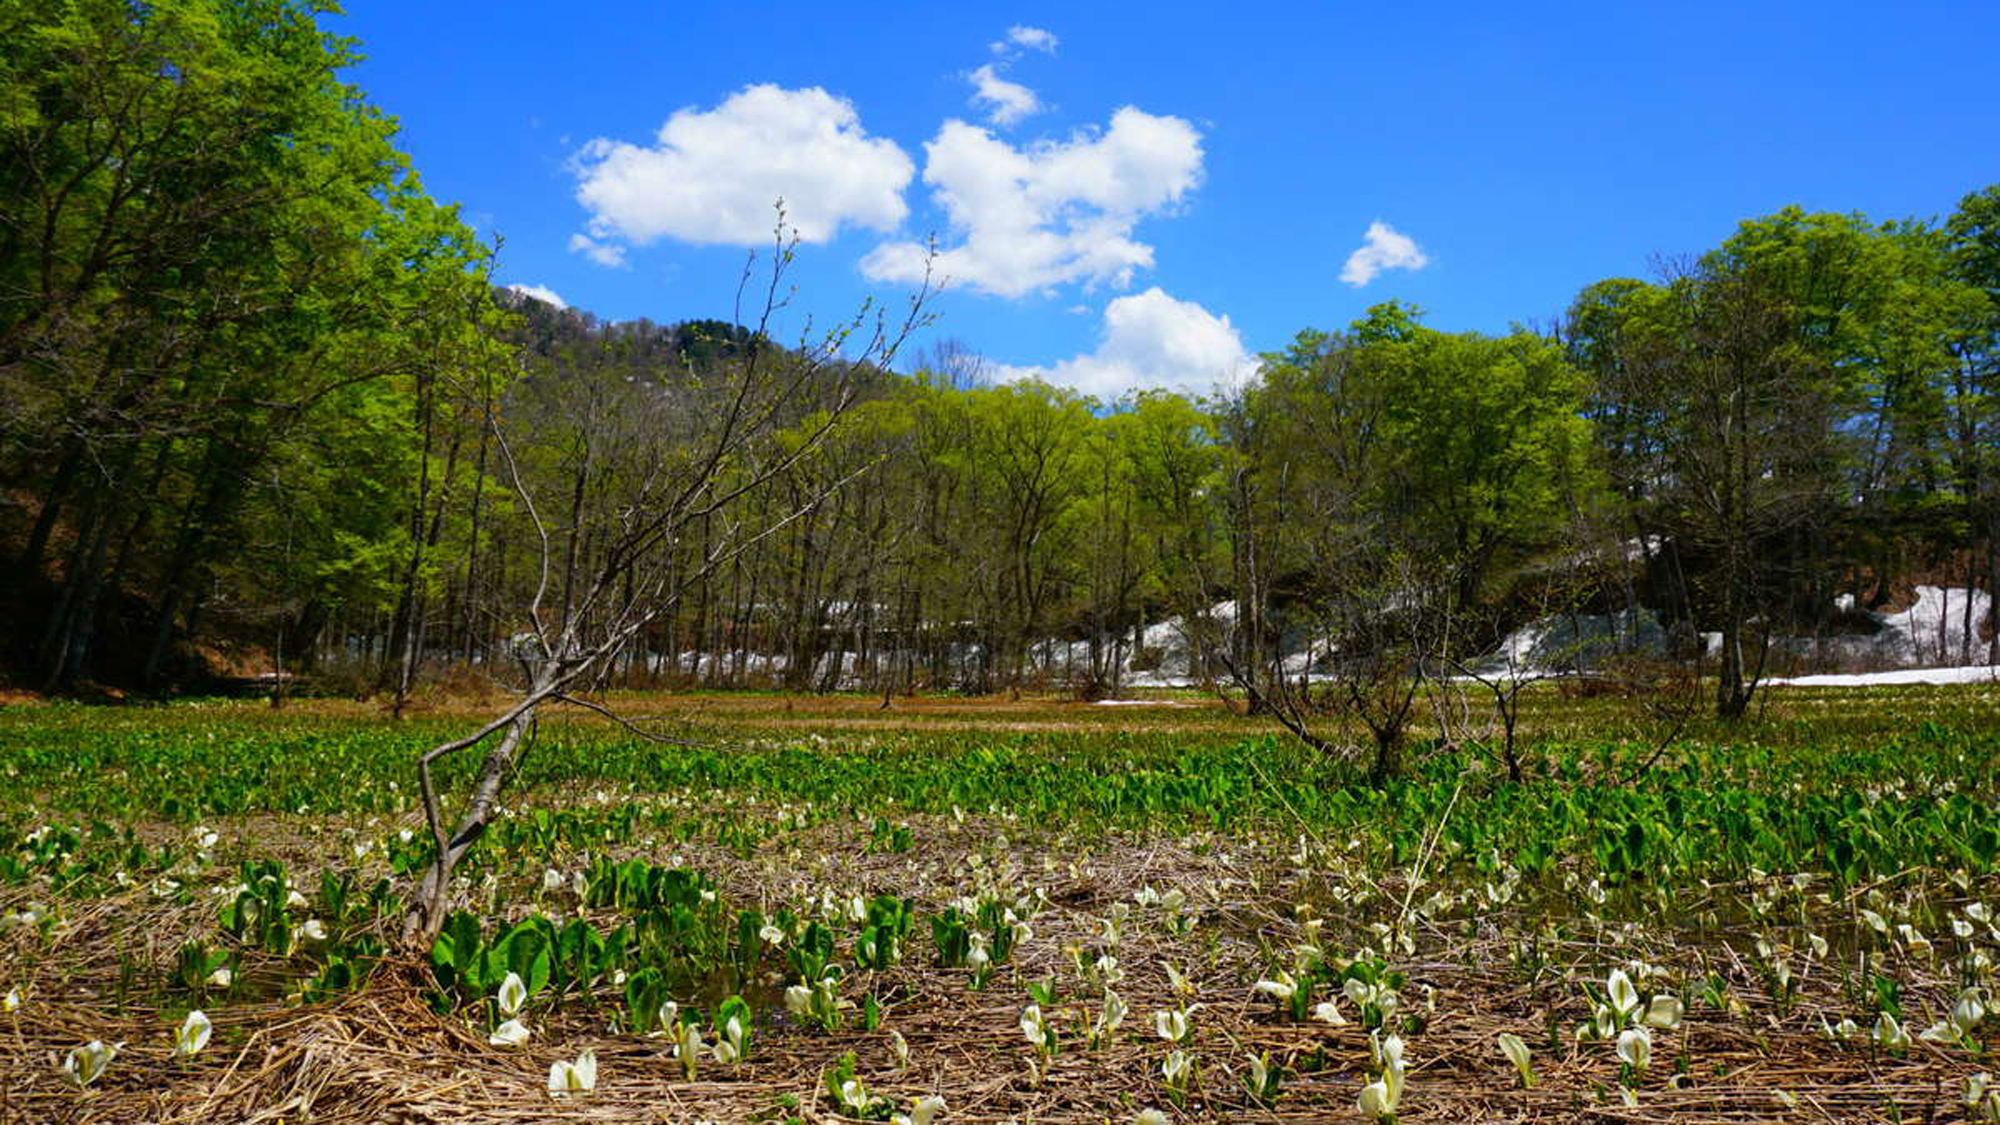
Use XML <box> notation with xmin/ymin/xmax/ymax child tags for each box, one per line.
<box><xmin>2</xmin><ymin>0</ymin><xmax>1996</xmax><ymax>710</ymax></box>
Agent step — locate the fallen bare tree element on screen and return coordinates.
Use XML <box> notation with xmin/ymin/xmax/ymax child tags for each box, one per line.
<box><xmin>400</xmin><ymin>226</ymin><xmax>934</xmax><ymax>945</ymax></box>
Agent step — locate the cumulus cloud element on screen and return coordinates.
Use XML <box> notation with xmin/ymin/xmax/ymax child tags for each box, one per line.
<box><xmin>968</xmin><ymin>63</ymin><xmax>1040</xmax><ymax>127</ymax></box>
<box><xmin>1340</xmin><ymin>221</ymin><xmax>1429</xmax><ymax>287</ymax></box>
<box><xmin>568</xmin><ymin>84</ymin><xmax>914</xmax><ymax>258</ymax></box>
<box><xmin>504</xmin><ymin>283</ymin><xmax>567</xmax><ymax>308</ymax></box>
<box><xmin>1003</xmin><ymin>288</ymin><xmax>1253</xmax><ymax>399</ymax></box>
<box><xmin>862</xmin><ymin>108</ymin><xmax>1203</xmax><ymax>298</ymax></box>
<box><xmin>992</xmin><ymin>25</ymin><xmax>1059</xmax><ymax>55</ymax></box>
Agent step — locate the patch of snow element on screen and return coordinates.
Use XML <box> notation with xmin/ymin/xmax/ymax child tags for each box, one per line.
<box><xmin>1764</xmin><ymin>665</ymin><xmax>1999</xmax><ymax>688</ymax></box>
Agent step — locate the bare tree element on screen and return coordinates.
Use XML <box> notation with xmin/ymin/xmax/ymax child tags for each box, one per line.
<box><xmin>401</xmin><ymin>226</ymin><xmax>933</xmax><ymax>945</ymax></box>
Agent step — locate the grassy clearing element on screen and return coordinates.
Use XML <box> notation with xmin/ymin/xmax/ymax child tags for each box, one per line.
<box><xmin>2</xmin><ymin>683</ymin><xmax>1999</xmax><ymax>1122</ymax></box>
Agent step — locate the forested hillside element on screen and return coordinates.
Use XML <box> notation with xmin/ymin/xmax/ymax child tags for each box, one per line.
<box><xmin>2</xmin><ymin>0</ymin><xmax>1995</xmax><ymax>710</ymax></box>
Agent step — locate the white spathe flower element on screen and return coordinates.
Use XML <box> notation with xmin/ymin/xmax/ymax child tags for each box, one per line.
<box><xmin>497</xmin><ymin>972</ymin><xmax>527</xmax><ymax>1018</ymax></box>
<box><xmin>1875</xmin><ymin>1012</ymin><xmax>1910</xmax><ymax>1049</ymax></box>
<box><xmin>547</xmin><ymin>1048</ymin><xmax>597</xmax><ymax>1097</ymax></box>
<box><xmin>488</xmin><ymin>1018</ymin><xmax>530</xmax><ymax>1047</ymax></box>
<box><xmin>1254</xmin><ymin>971</ymin><xmax>1297</xmax><ymax>1001</ymax></box>
<box><xmin>542</xmin><ymin>868</ymin><xmax>563</xmax><ymax>892</ymax></box>
<box><xmin>1312</xmin><ymin>999</ymin><xmax>1349</xmax><ymax>1025</ymax></box>
<box><xmin>285</xmin><ymin>890</ymin><xmax>309</xmax><ymax>911</ymax></box>
<box><xmin>1357</xmin><ymin>1077</ymin><xmax>1397</xmax><ymax>1119</ymax></box>
<box><xmin>297</xmin><ymin>919</ymin><xmax>327</xmax><ymax>942</ymax></box>
<box><xmin>713</xmin><ymin>1013</ymin><xmax>746</xmax><ymax>1063</ymax></box>
<box><xmin>893</xmin><ymin>1094</ymin><xmax>946</xmax><ymax>1125</ymax></box>
<box><xmin>1606</xmin><ymin>968</ymin><xmax>1640</xmax><ymax>1019</ymax></box>
<box><xmin>1135</xmin><ymin>1110</ymin><xmax>1172</xmax><ymax>1125</ymax></box>
<box><xmin>1617</xmin><ymin>1026</ymin><xmax>1652</xmax><ymax>1071</ymax></box>
<box><xmin>889</xmin><ymin>1028</ymin><xmax>910</xmax><ymax>1068</ymax></box>
<box><xmin>1955</xmin><ymin>991</ymin><xmax>1988</xmax><ymax>1035</ymax></box>
<box><xmin>205</xmin><ymin>967</ymin><xmax>233</xmax><ymax>988</ymax></box>
<box><xmin>1153</xmin><ymin>1008</ymin><xmax>1189</xmax><ymax>1041</ymax></box>
<box><xmin>1097</xmin><ymin>989</ymin><xmax>1127</xmax><ymax>1035</ymax></box>
<box><xmin>1020</xmin><ymin>1004</ymin><xmax>1050</xmax><ymax>1049</ymax></box>
<box><xmin>3</xmin><ymin>987</ymin><xmax>19</xmax><ymax>1012</ymax></box>
<box><xmin>62</xmin><ymin>1040</ymin><xmax>118</xmax><ymax>1088</ymax></box>
<box><xmin>784</xmin><ymin>985</ymin><xmax>811</xmax><ymax>1016</ymax></box>
<box><xmin>173</xmin><ymin>1010</ymin><xmax>212</xmax><ymax>1059</ymax></box>
<box><xmin>1644</xmin><ymin>994</ymin><xmax>1684</xmax><ymax>1029</ymax></box>
<box><xmin>759</xmin><ymin>923</ymin><xmax>786</xmax><ymax>945</ymax></box>
<box><xmin>1497</xmin><ymin>1031</ymin><xmax>1534</xmax><ymax>1087</ymax></box>
<box><xmin>1161</xmin><ymin>1049</ymin><xmax>1193</xmax><ymax>1086</ymax></box>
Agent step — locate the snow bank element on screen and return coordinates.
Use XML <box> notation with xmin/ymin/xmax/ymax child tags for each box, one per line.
<box><xmin>1765</xmin><ymin>665</ymin><xmax>1999</xmax><ymax>688</ymax></box>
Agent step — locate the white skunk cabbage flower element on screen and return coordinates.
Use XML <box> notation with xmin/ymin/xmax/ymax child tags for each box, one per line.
<box><xmin>1606</xmin><ymin>968</ymin><xmax>1641</xmax><ymax>1021</ymax></box>
<box><xmin>1020</xmin><ymin>1004</ymin><xmax>1052</xmax><ymax>1050</ymax></box>
<box><xmin>1921</xmin><ymin>1019</ymin><xmax>1959</xmax><ymax>1043</ymax></box>
<box><xmin>1617</xmin><ymin>1026</ymin><xmax>1652</xmax><ymax>1071</ymax></box>
<box><xmin>784</xmin><ymin>985</ymin><xmax>811</xmax><ymax>1016</ymax></box>
<box><xmin>497</xmin><ymin>972</ymin><xmax>527</xmax><ymax>1018</ymax></box>
<box><xmin>297</xmin><ymin>919</ymin><xmax>327</xmax><ymax>943</ymax></box>
<box><xmin>62</xmin><ymin>1040</ymin><xmax>119</xmax><ymax>1088</ymax></box>
<box><xmin>1312</xmin><ymin>998</ymin><xmax>1349</xmax><ymax>1025</ymax></box>
<box><xmin>173</xmin><ymin>1010</ymin><xmax>212</xmax><ymax>1059</ymax></box>
<box><xmin>1153</xmin><ymin>1008</ymin><xmax>1190</xmax><ymax>1042</ymax></box>
<box><xmin>1254</xmin><ymin>970</ymin><xmax>1297</xmax><ymax>1001</ymax></box>
<box><xmin>488</xmin><ymin>1019</ymin><xmax>530</xmax><ymax>1047</ymax></box>
<box><xmin>1357</xmin><ymin>1076</ymin><xmax>1398</xmax><ymax>1120</ymax></box>
<box><xmin>206</xmin><ymin>967</ymin><xmax>233</xmax><ymax>988</ymax></box>
<box><xmin>1497</xmin><ymin>1031</ymin><xmax>1534</xmax><ymax>1088</ymax></box>
<box><xmin>547</xmin><ymin>1048</ymin><xmax>596</xmax><ymax>1097</ymax></box>
<box><xmin>1161</xmin><ymin>1049</ymin><xmax>1193</xmax><ymax>1087</ymax></box>
<box><xmin>891</xmin><ymin>1094</ymin><xmax>946</xmax><ymax>1125</ymax></box>
<box><xmin>1875</xmin><ymin>1012</ymin><xmax>1910</xmax><ymax>1049</ymax></box>
<box><xmin>3</xmin><ymin>987</ymin><xmax>19</xmax><ymax>1012</ymax></box>
<box><xmin>1134</xmin><ymin>1110</ymin><xmax>1172</xmax><ymax>1125</ymax></box>
<box><xmin>889</xmin><ymin>1029</ymin><xmax>910</xmax><ymax>1068</ymax></box>
<box><xmin>1358</xmin><ymin>1033</ymin><xmax>1406</xmax><ymax>1120</ymax></box>
<box><xmin>1644</xmin><ymin>994</ymin><xmax>1684</xmax><ymax>1029</ymax></box>
<box><xmin>713</xmin><ymin>1012</ymin><xmax>746</xmax><ymax>1064</ymax></box>
<box><xmin>1955</xmin><ymin>991</ymin><xmax>1988</xmax><ymax>1035</ymax></box>
<box><xmin>1096</xmin><ymin>989</ymin><xmax>1127</xmax><ymax>1036</ymax></box>
<box><xmin>674</xmin><ymin>1021</ymin><xmax>705</xmax><ymax>1079</ymax></box>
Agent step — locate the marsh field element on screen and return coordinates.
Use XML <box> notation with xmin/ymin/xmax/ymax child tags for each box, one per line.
<box><xmin>2</xmin><ymin>684</ymin><xmax>1999</xmax><ymax>1123</ymax></box>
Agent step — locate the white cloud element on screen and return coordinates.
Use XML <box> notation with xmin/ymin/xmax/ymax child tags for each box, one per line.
<box><xmin>1340</xmin><ymin>221</ymin><xmax>1429</xmax><ymax>287</ymax></box>
<box><xmin>568</xmin><ymin>84</ymin><xmax>914</xmax><ymax>258</ymax></box>
<box><xmin>992</xmin><ymin>25</ymin><xmax>1059</xmax><ymax>55</ymax></box>
<box><xmin>504</xmin><ymin>283</ymin><xmax>567</xmax><ymax>308</ymax></box>
<box><xmin>1003</xmin><ymin>288</ymin><xmax>1253</xmax><ymax>399</ymax></box>
<box><xmin>968</xmin><ymin>63</ymin><xmax>1040</xmax><ymax>127</ymax></box>
<box><xmin>567</xmin><ymin>233</ymin><xmax>626</xmax><ymax>268</ymax></box>
<box><xmin>862</xmin><ymin>108</ymin><xmax>1204</xmax><ymax>298</ymax></box>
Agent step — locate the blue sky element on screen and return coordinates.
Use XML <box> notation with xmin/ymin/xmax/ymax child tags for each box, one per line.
<box><xmin>335</xmin><ymin>1</ymin><xmax>1999</xmax><ymax>399</ymax></box>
